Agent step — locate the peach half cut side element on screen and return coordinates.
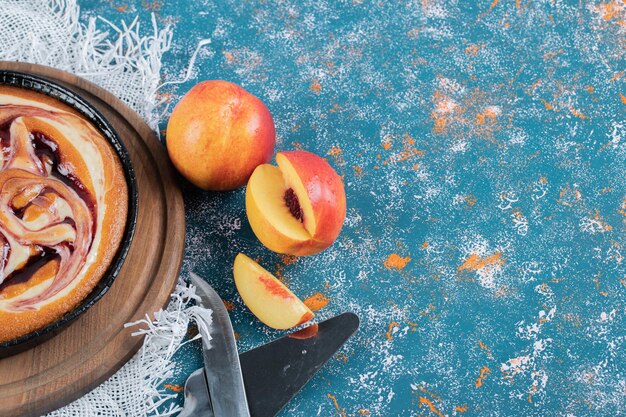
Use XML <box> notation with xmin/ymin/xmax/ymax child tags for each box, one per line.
<box><xmin>233</xmin><ymin>253</ymin><xmax>314</xmax><ymax>330</ymax></box>
<box><xmin>245</xmin><ymin>150</ymin><xmax>346</xmax><ymax>256</ymax></box>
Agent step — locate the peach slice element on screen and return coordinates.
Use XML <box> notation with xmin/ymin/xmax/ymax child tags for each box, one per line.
<box><xmin>245</xmin><ymin>150</ymin><xmax>346</xmax><ymax>256</ymax></box>
<box><xmin>233</xmin><ymin>253</ymin><xmax>313</xmax><ymax>329</ymax></box>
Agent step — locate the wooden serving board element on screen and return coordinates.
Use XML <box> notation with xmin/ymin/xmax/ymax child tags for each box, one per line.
<box><xmin>0</xmin><ymin>62</ymin><xmax>186</xmax><ymax>417</ymax></box>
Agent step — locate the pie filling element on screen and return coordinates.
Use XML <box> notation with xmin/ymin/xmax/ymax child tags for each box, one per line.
<box><xmin>0</xmin><ymin>88</ymin><xmax>128</xmax><ymax>340</ymax></box>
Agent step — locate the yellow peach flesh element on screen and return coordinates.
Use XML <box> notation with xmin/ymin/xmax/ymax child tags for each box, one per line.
<box><xmin>233</xmin><ymin>253</ymin><xmax>314</xmax><ymax>330</ymax></box>
<box><xmin>246</xmin><ymin>164</ymin><xmax>310</xmax><ymax>242</ymax></box>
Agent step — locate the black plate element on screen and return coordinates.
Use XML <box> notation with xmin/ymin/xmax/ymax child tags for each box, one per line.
<box><xmin>0</xmin><ymin>70</ymin><xmax>138</xmax><ymax>358</ymax></box>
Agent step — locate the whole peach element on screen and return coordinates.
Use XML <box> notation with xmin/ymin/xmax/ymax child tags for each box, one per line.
<box><xmin>166</xmin><ymin>80</ymin><xmax>275</xmax><ymax>191</ymax></box>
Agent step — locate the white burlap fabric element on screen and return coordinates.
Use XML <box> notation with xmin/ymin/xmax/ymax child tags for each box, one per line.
<box><xmin>0</xmin><ymin>1</ymin><xmax>209</xmax><ymax>416</ymax></box>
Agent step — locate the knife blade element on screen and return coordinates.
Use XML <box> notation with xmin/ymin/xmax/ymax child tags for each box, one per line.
<box><xmin>240</xmin><ymin>312</ymin><xmax>359</xmax><ymax>417</ymax></box>
<box><xmin>190</xmin><ymin>273</ymin><xmax>250</xmax><ymax>417</ymax></box>
<box><xmin>180</xmin><ymin>313</ymin><xmax>359</xmax><ymax>417</ymax></box>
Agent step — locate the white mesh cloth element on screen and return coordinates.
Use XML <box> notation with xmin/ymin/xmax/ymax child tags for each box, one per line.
<box><xmin>0</xmin><ymin>1</ymin><xmax>209</xmax><ymax>416</ymax></box>
<box><xmin>0</xmin><ymin>0</ymin><xmax>170</xmax><ymax>130</ymax></box>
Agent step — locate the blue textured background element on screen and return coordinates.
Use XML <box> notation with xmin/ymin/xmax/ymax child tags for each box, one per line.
<box><xmin>83</xmin><ymin>1</ymin><xmax>625</xmax><ymax>416</ymax></box>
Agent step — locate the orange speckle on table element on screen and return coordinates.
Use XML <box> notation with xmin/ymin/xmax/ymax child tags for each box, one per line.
<box><xmin>474</xmin><ymin>366</ymin><xmax>492</xmax><ymax>387</ymax></box>
<box><xmin>274</xmin><ymin>265</ymin><xmax>287</xmax><ymax>280</ymax></box>
<box><xmin>358</xmin><ymin>409</ymin><xmax>371</xmax><ymax>415</ymax></box>
<box><xmin>407</xmin><ymin>28</ymin><xmax>420</xmax><ymax>38</ymax></box>
<box><xmin>164</xmin><ymin>384</ymin><xmax>184</xmax><ymax>393</ymax></box>
<box><xmin>404</xmin><ymin>133</ymin><xmax>416</xmax><ymax>146</ymax></box>
<box><xmin>620</xmin><ymin>93</ymin><xmax>626</xmax><ymax>104</ymax></box>
<box><xmin>465</xmin><ymin>195</ymin><xmax>477</xmax><ymax>207</ymax></box>
<box><xmin>141</xmin><ymin>0</ymin><xmax>162</xmax><ymax>12</ymax></box>
<box><xmin>475</xmin><ymin>107</ymin><xmax>499</xmax><ymax>125</ymax></box>
<box><xmin>530</xmin><ymin>78</ymin><xmax>542</xmax><ymax>94</ymax></box>
<box><xmin>381</xmin><ymin>136</ymin><xmax>392</xmax><ymax>150</ymax></box>
<box><xmin>304</xmin><ymin>292</ymin><xmax>330</xmax><ymax>311</ymax></box>
<box><xmin>310</xmin><ymin>80</ymin><xmax>322</xmax><ymax>94</ymax></box>
<box><xmin>594</xmin><ymin>209</ymin><xmax>613</xmax><ymax>231</ymax></box>
<box><xmin>539</xmin><ymin>98</ymin><xmax>555</xmax><ymax>111</ymax></box>
<box><xmin>116</xmin><ymin>5</ymin><xmax>128</xmax><ymax>12</ymax></box>
<box><xmin>386</xmin><ymin>147</ymin><xmax>424</xmax><ymax>164</ymax></box>
<box><xmin>280</xmin><ymin>254</ymin><xmax>298</xmax><ymax>266</ymax></box>
<box><xmin>384</xmin><ymin>253</ymin><xmax>411</xmax><ymax>270</ymax></box>
<box><xmin>563</xmin><ymin>313</ymin><xmax>582</xmax><ymax>327</ymax></box>
<box><xmin>542</xmin><ymin>49</ymin><xmax>563</xmax><ymax>61</ymax></box>
<box><xmin>459</xmin><ymin>252</ymin><xmax>504</xmax><ymax>271</ymax></box>
<box><xmin>495</xmin><ymin>285</ymin><xmax>515</xmax><ymax>298</ymax></box>
<box><xmin>557</xmin><ymin>184</ymin><xmax>583</xmax><ymax>206</ymax></box>
<box><xmin>353</xmin><ymin>166</ymin><xmax>364</xmax><ymax>177</ymax></box>
<box><xmin>386</xmin><ymin>321</ymin><xmax>399</xmax><ymax>339</ymax></box>
<box><xmin>421</xmin><ymin>241</ymin><xmax>429</xmax><ymax>248</ymax></box>
<box><xmin>430</xmin><ymin>84</ymin><xmax>503</xmax><ymax>143</ymax></box>
<box><xmin>465</xmin><ymin>44</ymin><xmax>481</xmax><ymax>56</ymax></box>
<box><xmin>413</xmin><ymin>384</ymin><xmax>443</xmax><ymax>401</ymax></box>
<box><xmin>223</xmin><ymin>51</ymin><xmax>235</xmax><ymax>63</ymax></box>
<box><xmin>610</xmin><ymin>70</ymin><xmax>624</xmax><ymax>82</ymax></box>
<box><xmin>478</xmin><ymin>340</ymin><xmax>493</xmax><ymax>359</ymax></box>
<box><xmin>431</xmin><ymin>90</ymin><xmax>454</xmax><ymax>134</ymax></box>
<box><xmin>596</xmin><ymin>2</ymin><xmax>624</xmax><ymax>21</ymax></box>
<box><xmin>418</xmin><ymin>397</ymin><xmax>445</xmax><ymax>417</ymax></box>
<box><xmin>233</xmin><ymin>331</ymin><xmax>241</xmax><ymax>341</ymax></box>
<box><xmin>433</xmin><ymin>116</ymin><xmax>447</xmax><ymax>133</ymax></box>
<box><xmin>455</xmin><ymin>405</ymin><xmax>469</xmax><ymax>413</ymax></box>
<box><xmin>381</xmin><ymin>133</ymin><xmax>424</xmax><ymax>165</ymax></box>
<box><xmin>582</xmin><ymin>370</ymin><xmax>597</xmax><ymax>385</ymax></box>
<box><xmin>274</xmin><ymin>254</ymin><xmax>298</xmax><ymax>280</ymax></box>
<box><xmin>327</xmin><ymin>393</ymin><xmax>346</xmax><ymax>417</ymax></box>
<box><xmin>585</xmin><ymin>85</ymin><xmax>595</xmax><ymax>93</ymax></box>
<box><xmin>336</xmin><ymin>352</ymin><xmax>349</xmax><ymax>363</ymax></box>
<box><xmin>223</xmin><ymin>300</ymin><xmax>235</xmax><ymax>311</ymax></box>
<box><xmin>569</xmin><ymin>106</ymin><xmax>588</xmax><ymax>119</ymax></box>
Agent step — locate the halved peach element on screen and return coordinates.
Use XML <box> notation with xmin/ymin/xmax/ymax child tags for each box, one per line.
<box><xmin>245</xmin><ymin>150</ymin><xmax>346</xmax><ymax>256</ymax></box>
<box><xmin>233</xmin><ymin>253</ymin><xmax>314</xmax><ymax>329</ymax></box>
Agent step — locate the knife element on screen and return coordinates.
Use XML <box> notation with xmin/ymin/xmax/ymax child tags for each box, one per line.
<box><xmin>188</xmin><ymin>274</ymin><xmax>360</xmax><ymax>417</ymax></box>
<box><xmin>240</xmin><ymin>311</ymin><xmax>359</xmax><ymax>417</ymax></box>
<box><xmin>191</xmin><ymin>273</ymin><xmax>251</xmax><ymax>417</ymax></box>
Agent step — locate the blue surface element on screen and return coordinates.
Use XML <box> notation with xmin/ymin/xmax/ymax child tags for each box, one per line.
<box><xmin>83</xmin><ymin>1</ymin><xmax>625</xmax><ymax>415</ymax></box>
